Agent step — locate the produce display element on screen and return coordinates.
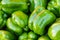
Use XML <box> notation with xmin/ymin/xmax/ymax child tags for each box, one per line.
<box><xmin>0</xmin><ymin>0</ymin><xmax>60</xmax><ymax>40</ymax></box>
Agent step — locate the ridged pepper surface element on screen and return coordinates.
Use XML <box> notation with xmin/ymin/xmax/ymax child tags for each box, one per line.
<box><xmin>29</xmin><ymin>6</ymin><xmax>56</xmax><ymax>35</ymax></box>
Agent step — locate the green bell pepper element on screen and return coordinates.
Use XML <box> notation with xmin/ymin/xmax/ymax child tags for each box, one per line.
<box><xmin>18</xmin><ymin>31</ymin><xmax>37</xmax><ymax>40</ymax></box>
<box><xmin>48</xmin><ymin>18</ymin><xmax>60</xmax><ymax>40</ymax></box>
<box><xmin>7</xmin><ymin>18</ymin><xmax>23</xmax><ymax>36</ymax></box>
<box><xmin>0</xmin><ymin>30</ymin><xmax>15</xmax><ymax>40</ymax></box>
<box><xmin>0</xmin><ymin>10</ymin><xmax>7</xmax><ymax>29</ymax></box>
<box><xmin>29</xmin><ymin>6</ymin><xmax>56</xmax><ymax>35</ymax></box>
<box><xmin>47</xmin><ymin>0</ymin><xmax>60</xmax><ymax>17</ymax></box>
<box><xmin>12</xmin><ymin>11</ymin><xmax>28</xmax><ymax>28</ymax></box>
<box><xmin>1</xmin><ymin>0</ymin><xmax>28</xmax><ymax>14</ymax></box>
<box><xmin>29</xmin><ymin>6</ymin><xmax>45</xmax><ymax>30</ymax></box>
<box><xmin>38</xmin><ymin>36</ymin><xmax>50</xmax><ymax>40</ymax></box>
<box><xmin>12</xmin><ymin>11</ymin><xmax>28</xmax><ymax>31</ymax></box>
<box><xmin>7</xmin><ymin>11</ymin><xmax>29</xmax><ymax>36</ymax></box>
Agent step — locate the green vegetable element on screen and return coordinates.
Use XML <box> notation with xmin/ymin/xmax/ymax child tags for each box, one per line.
<box><xmin>0</xmin><ymin>10</ymin><xmax>7</xmax><ymax>29</ymax></box>
<box><xmin>47</xmin><ymin>0</ymin><xmax>60</xmax><ymax>17</ymax></box>
<box><xmin>48</xmin><ymin>18</ymin><xmax>60</xmax><ymax>40</ymax></box>
<box><xmin>29</xmin><ymin>6</ymin><xmax>56</xmax><ymax>35</ymax></box>
<box><xmin>7</xmin><ymin>18</ymin><xmax>23</xmax><ymax>36</ymax></box>
<box><xmin>7</xmin><ymin>11</ymin><xmax>28</xmax><ymax>36</ymax></box>
<box><xmin>38</xmin><ymin>36</ymin><xmax>50</xmax><ymax>40</ymax></box>
<box><xmin>12</xmin><ymin>11</ymin><xmax>28</xmax><ymax>28</ymax></box>
<box><xmin>1</xmin><ymin>0</ymin><xmax>28</xmax><ymax>14</ymax></box>
<box><xmin>18</xmin><ymin>31</ymin><xmax>37</xmax><ymax>40</ymax></box>
<box><xmin>29</xmin><ymin>6</ymin><xmax>45</xmax><ymax>30</ymax></box>
<box><xmin>0</xmin><ymin>30</ymin><xmax>15</xmax><ymax>40</ymax></box>
<box><xmin>12</xmin><ymin>11</ymin><xmax>28</xmax><ymax>31</ymax></box>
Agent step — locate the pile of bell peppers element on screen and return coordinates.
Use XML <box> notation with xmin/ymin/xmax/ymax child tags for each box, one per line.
<box><xmin>0</xmin><ymin>0</ymin><xmax>60</xmax><ymax>40</ymax></box>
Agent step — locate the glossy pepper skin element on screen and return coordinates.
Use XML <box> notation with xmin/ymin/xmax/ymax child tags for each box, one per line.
<box><xmin>1</xmin><ymin>0</ymin><xmax>28</xmax><ymax>14</ymax></box>
<box><xmin>47</xmin><ymin>0</ymin><xmax>60</xmax><ymax>17</ymax></box>
<box><xmin>0</xmin><ymin>30</ymin><xmax>15</xmax><ymax>40</ymax></box>
<box><xmin>29</xmin><ymin>6</ymin><xmax>45</xmax><ymax>30</ymax></box>
<box><xmin>48</xmin><ymin>18</ymin><xmax>60</xmax><ymax>40</ymax></box>
<box><xmin>18</xmin><ymin>31</ymin><xmax>37</xmax><ymax>40</ymax></box>
<box><xmin>7</xmin><ymin>11</ymin><xmax>28</xmax><ymax>36</ymax></box>
<box><xmin>12</xmin><ymin>11</ymin><xmax>28</xmax><ymax>31</ymax></box>
<box><xmin>38</xmin><ymin>36</ymin><xmax>50</xmax><ymax>40</ymax></box>
<box><xmin>7</xmin><ymin>18</ymin><xmax>23</xmax><ymax>36</ymax></box>
<box><xmin>0</xmin><ymin>10</ymin><xmax>7</xmax><ymax>29</ymax></box>
<box><xmin>29</xmin><ymin>6</ymin><xmax>56</xmax><ymax>35</ymax></box>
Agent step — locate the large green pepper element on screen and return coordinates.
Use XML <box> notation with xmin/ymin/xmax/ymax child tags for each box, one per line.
<box><xmin>29</xmin><ymin>6</ymin><xmax>56</xmax><ymax>35</ymax></box>
<box><xmin>0</xmin><ymin>10</ymin><xmax>7</xmax><ymax>29</ymax></box>
<box><xmin>48</xmin><ymin>18</ymin><xmax>60</xmax><ymax>40</ymax></box>
<box><xmin>7</xmin><ymin>11</ymin><xmax>28</xmax><ymax>36</ymax></box>
<box><xmin>1</xmin><ymin>0</ymin><xmax>28</xmax><ymax>14</ymax></box>
<box><xmin>18</xmin><ymin>31</ymin><xmax>37</xmax><ymax>40</ymax></box>
<box><xmin>28</xmin><ymin>6</ymin><xmax>45</xmax><ymax>30</ymax></box>
<box><xmin>38</xmin><ymin>36</ymin><xmax>50</xmax><ymax>40</ymax></box>
<box><xmin>47</xmin><ymin>0</ymin><xmax>60</xmax><ymax>17</ymax></box>
<box><xmin>0</xmin><ymin>30</ymin><xmax>15</xmax><ymax>40</ymax></box>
